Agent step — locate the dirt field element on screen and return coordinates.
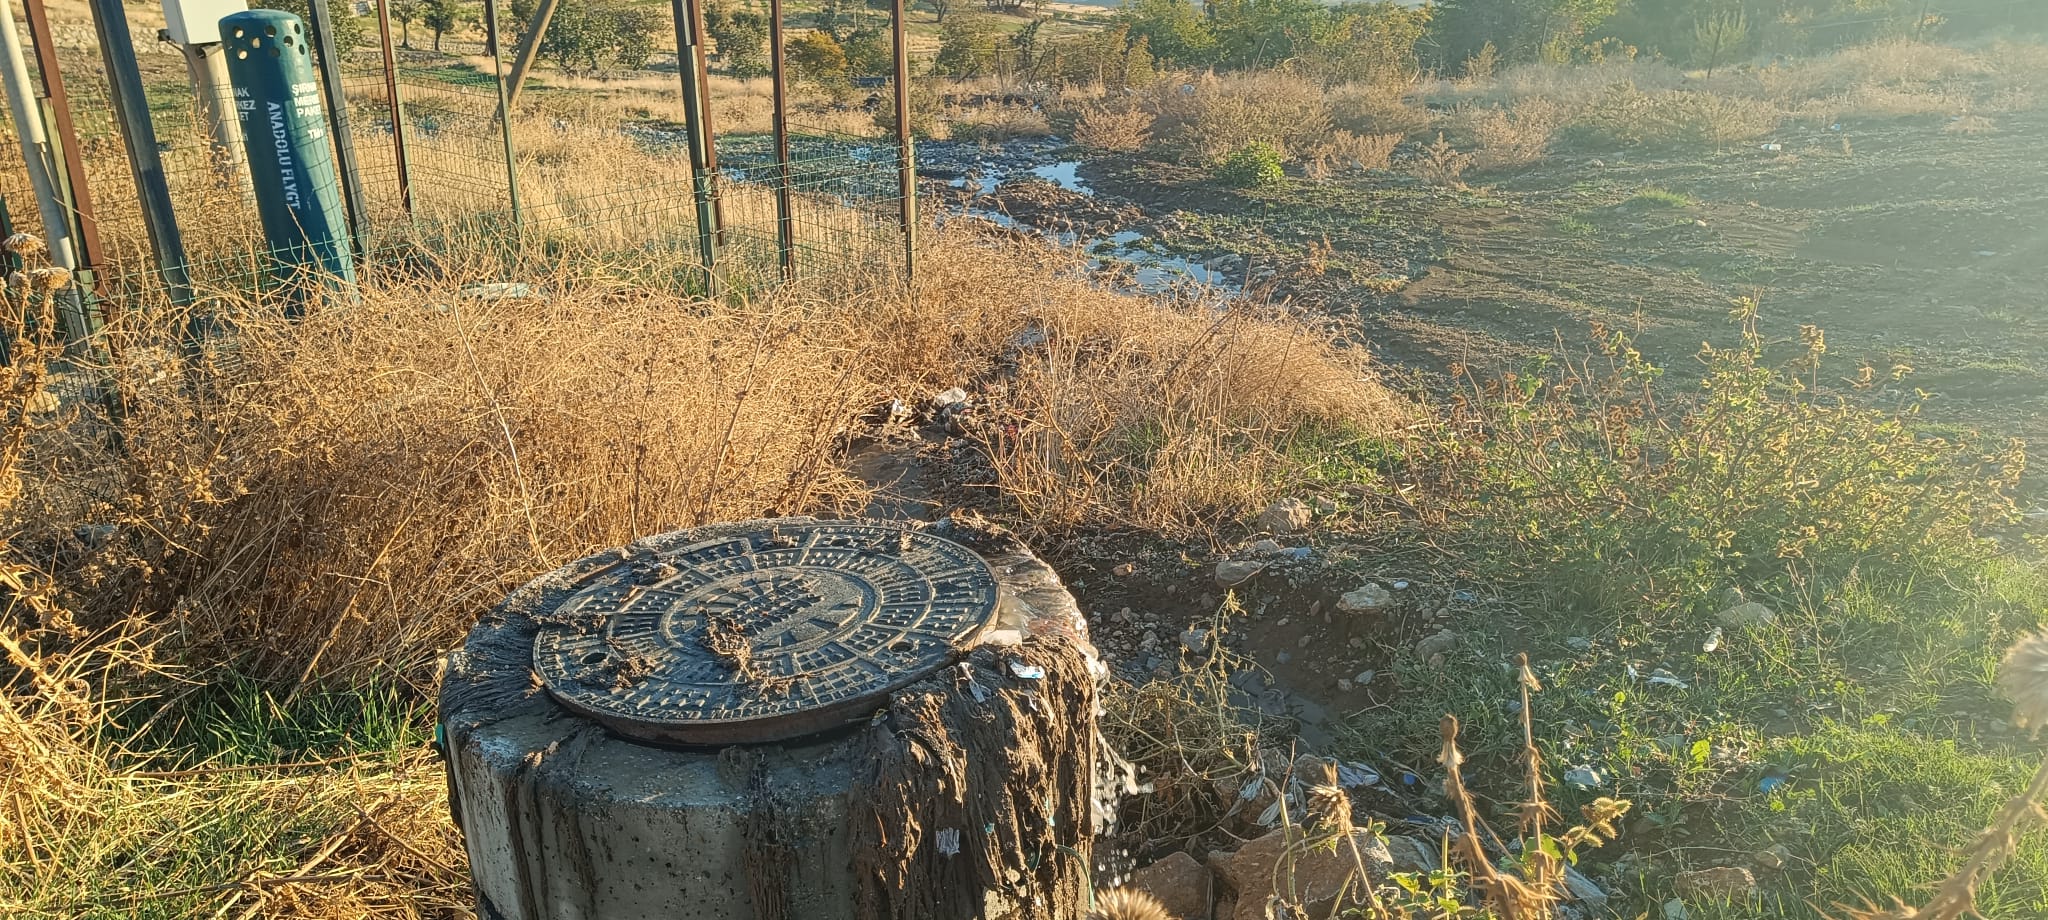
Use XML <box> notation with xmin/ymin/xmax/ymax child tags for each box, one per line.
<box><xmin>1083</xmin><ymin>110</ymin><xmax>2048</xmax><ymax>455</ymax></box>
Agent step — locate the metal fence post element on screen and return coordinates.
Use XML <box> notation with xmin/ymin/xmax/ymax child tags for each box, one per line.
<box><xmin>86</xmin><ymin>0</ymin><xmax>194</xmax><ymax>307</ymax></box>
<box><xmin>482</xmin><ymin>0</ymin><xmax>523</xmax><ymax>233</ymax></box>
<box><xmin>374</xmin><ymin>0</ymin><xmax>413</xmax><ymax>215</ymax></box>
<box><xmin>889</xmin><ymin>0</ymin><xmax>915</xmax><ymax>284</ymax></box>
<box><xmin>768</xmin><ymin>0</ymin><xmax>794</xmax><ymax>281</ymax></box>
<box><xmin>22</xmin><ymin>0</ymin><xmax>104</xmax><ymax>298</ymax></box>
<box><xmin>304</xmin><ymin>0</ymin><xmax>371</xmax><ymax>259</ymax></box>
<box><xmin>671</xmin><ymin>0</ymin><xmax>719</xmax><ymax>292</ymax></box>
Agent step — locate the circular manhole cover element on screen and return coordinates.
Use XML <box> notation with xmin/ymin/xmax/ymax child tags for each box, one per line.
<box><xmin>532</xmin><ymin>521</ymin><xmax>1000</xmax><ymax>746</ymax></box>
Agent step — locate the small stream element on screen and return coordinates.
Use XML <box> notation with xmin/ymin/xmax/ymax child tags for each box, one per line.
<box><xmin>624</xmin><ymin>125</ymin><xmax>1239</xmax><ymax>296</ymax></box>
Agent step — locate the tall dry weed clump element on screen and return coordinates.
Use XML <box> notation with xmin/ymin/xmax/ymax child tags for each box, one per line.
<box><xmin>1073</xmin><ymin>104</ymin><xmax>1157</xmax><ymax>153</ymax></box>
<box><xmin>1143</xmin><ymin>71</ymin><xmax>1336</xmax><ymax>165</ymax></box>
<box><xmin>1458</xmin><ymin>98</ymin><xmax>1567</xmax><ymax>170</ymax></box>
<box><xmin>14</xmin><ymin>261</ymin><xmax>884</xmax><ymax>688</ymax></box>
<box><xmin>946</xmin><ymin>241</ymin><xmax>1405</xmax><ymax>535</ymax></box>
<box><xmin>5</xmin><ymin>228</ymin><xmax>1400</xmax><ymax>688</ymax></box>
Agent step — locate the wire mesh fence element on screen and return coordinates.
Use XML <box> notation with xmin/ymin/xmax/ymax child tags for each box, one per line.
<box><xmin>0</xmin><ymin>0</ymin><xmax>914</xmax><ymax>326</ymax></box>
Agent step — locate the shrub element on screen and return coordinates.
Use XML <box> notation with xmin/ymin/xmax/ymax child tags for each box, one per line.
<box><xmin>1304</xmin><ymin>129</ymin><xmax>1399</xmax><ymax>177</ymax></box>
<box><xmin>1217</xmin><ymin>141</ymin><xmax>1285</xmax><ymax>188</ymax></box>
<box><xmin>1450</xmin><ymin>309</ymin><xmax>2022</xmax><ymax>615</ymax></box>
<box><xmin>1568</xmin><ymin>85</ymin><xmax>1781</xmax><ymax>149</ymax></box>
<box><xmin>1145</xmin><ymin>70</ymin><xmax>1333</xmax><ymax>164</ymax></box>
<box><xmin>1458</xmin><ymin>97</ymin><xmax>1564</xmax><ymax>170</ymax></box>
<box><xmin>786</xmin><ymin>30</ymin><xmax>850</xmax><ymax>87</ymax></box>
<box><xmin>1407</xmin><ymin>132</ymin><xmax>1472</xmax><ymax>186</ymax></box>
<box><xmin>1072</xmin><ymin>104</ymin><xmax>1156</xmax><ymax>153</ymax></box>
<box><xmin>1327</xmin><ymin>81</ymin><xmax>1433</xmax><ymax>137</ymax></box>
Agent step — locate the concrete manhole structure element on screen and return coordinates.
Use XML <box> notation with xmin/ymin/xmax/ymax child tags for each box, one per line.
<box><xmin>439</xmin><ymin>517</ymin><xmax>1103</xmax><ymax>920</ymax></box>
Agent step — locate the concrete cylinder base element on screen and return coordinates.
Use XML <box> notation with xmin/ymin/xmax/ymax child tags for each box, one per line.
<box><xmin>439</xmin><ymin>516</ymin><xmax>1098</xmax><ymax>920</ymax></box>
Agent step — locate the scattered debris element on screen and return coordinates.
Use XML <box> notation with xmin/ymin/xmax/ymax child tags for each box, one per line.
<box><xmin>1648</xmin><ymin>668</ymin><xmax>1691</xmax><ymax>689</ymax></box>
<box><xmin>1008</xmin><ymin>661</ymin><xmax>1046</xmax><ymax>680</ymax></box>
<box><xmin>1566</xmin><ymin>636</ymin><xmax>1593</xmax><ymax>652</ymax></box>
<box><xmin>1562</xmin><ymin>865</ymin><xmax>1609</xmax><ymax>908</ymax></box>
<box><xmin>1702</xmin><ymin>627</ymin><xmax>1724</xmax><ymax>653</ymax></box>
<box><xmin>1564</xmin><ymin>765</ymin><xmax>1606</xmax><ymax>789</ymax></box>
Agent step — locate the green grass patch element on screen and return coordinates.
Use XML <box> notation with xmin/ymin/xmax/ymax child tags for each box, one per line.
<box><xmin>1627</xmin><ymin>186</ymin><xmax>1697</xmax><ymax>209</ymax></box>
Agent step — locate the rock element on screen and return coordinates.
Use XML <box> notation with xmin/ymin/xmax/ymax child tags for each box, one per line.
<box><xmin>1258</xmin><ymin>497</ymin><xmax>1314</xmax><ymax>534</ymax></box>
<box><xmin>1112</xmin><ymin>563</ymin><xmax>1136</xmax><ymax>577</ymax></box>
<box><xmin>1312</xmin><ymin>496</ymin><xmax>1339</xmax><ymax>514</ymax></box>
<box><xmin>1181</xmin><ymin>627</ymin><xmax>1209</xmax><ymax>654</ymax></box>
<box><xmin>1337</xmin><ymin>583</ymin><xmax>1394</xmax><ymax>613</ymax></box>
<box><xmin>1675</xmin><ymin>866</ymin><xmax>1757</xmax><ymax>902</ymax></box>
<box><xmin>1126</xmin><ymin>852</ymin><xmax>1212</xmax><ymax>920</ymax></box>
<box><xmin>1251</xmin><ymin>538</ymin><xmax>1285</xmax><ymax>555</ymax></box>
<box><xmin>1354</xmin><ymin>670</ymin><xmax>1375</xmax><ymax>685</ymax></box>
<box><xmin>1382</xmin><ymin>835</ymin><xmax>1437</xmax><ymax>873</ymax></box>
<box><xmin>1663</xmin><ymin>899</ymin><xmax>1688</xmax><ymax>920</ymax></box>
<box><xmin>1716</xmin><ymin>601</ymin><xmax>1777</xmax><ymax>629</ymax></box>
<box><xmin>1211</xmin><ymin>827</ymin><xmax>1394</xmax><ymax>920</ymax></box>
<box><xmin>1562</xmin><ymin>865</ymin><xmax>1609</xmax><ymax>909</ymax></box>
<box><xmin>1216</xmin><ymin>559</ymin><xmax>1266</xmax><ymax>588</ymax></box>
<box><xmin>1414</xmin><ymin>628</ymin><xmax>1457</xmax><ymax>659</ymax></box>
<box><xmin>932</xmin><ymin>386</ymin><xmax>970</xmax><ymax>410</ymax></box>
<box><xmin>1752</xmin><ymin>845</ymin><xmax>1789</xmax><ymax>871</ymax></box>
<box><xmin>1563</xmin><ymin>765</ymin><xmax>1606</xmax><ymax>789</ymax></box>
<box><xmin>1337</xmin><ymin>678</ymin><xmax>1353</xmax><ymax>692</ymax></box>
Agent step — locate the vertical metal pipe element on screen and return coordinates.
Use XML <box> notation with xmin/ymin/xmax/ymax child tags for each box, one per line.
<box><xmin>687</xmin><ymin>0</ymin><xmax>724</xmax><ymax>245</ymax></box>
<box><xmin>305</xmin><ymin>0</ymin><xmax>370</xmax><ymax>256</ymax></box>
<box><xmin>86</xmin><ymin>0</ymin><xmax>194</xmax><ymax>306</ymax></box>
<box><xmin>0</xmin><ymin>0</ymin><xmax>88</xmax><ymax>342</ymax></box>
<box><xmin>374</xmin><ymin>0</ymin><xmax>413</xmax><ymax>215</ymax></box>
<box><xmin>23</xmin><ymin>0</ymin><xmax>104</xmax><ymax>296</ymax></box>
<box><xmin>889</xmin><ymin>0</ymin><xmax>915</xmax><ymax>283</ymax></box>
<box><xmin>670</xmin><ymin>0</ymin><xmax>718</xmax><ymax>291</ymax></box>
<box><xmin>482</xmin><ymin>0</ymin><xmax>523</xmax><ymax>231</ymax></box>
<box><xmin>767</xmin><ymin>0</ymin><xmax>793</xmax><ymax>281</ymax></box>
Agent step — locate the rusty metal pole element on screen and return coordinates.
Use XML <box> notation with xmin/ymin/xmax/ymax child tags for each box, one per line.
<box><xmin>889</xmin><ymin>0</ymin><xmax>915</xmax><ymax>283</ymax></box>
<box><xmin>767</xmin><ymin>0</ymin><xmax>794</xmax><ymax>281</ymax></box>
<box><xmin>375</xmin><ymin>0</ymin><xmax>413</xmax><ymax>215</ymax></box>
<box><xmin>20</xmin><ymin>0</ymin><xmax>104</xmax><ymax>297</ymax></box>
<box><xmin>671</xmin><ymin>0</ymin><xmax>719</xmax><ymax>291</ymax></box>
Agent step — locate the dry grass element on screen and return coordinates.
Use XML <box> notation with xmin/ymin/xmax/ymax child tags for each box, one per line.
<box><xmin>1142</xmin><ymin>71</ymin><xmax>1336</xmax><ymax>165</ymax></box>
<box><xmin>1072</xmin><ymin>104</ymin><xmax>1157</xmax><ymax>153</ymax></box>
<box><xmin>1457</xmin><ymin>98</ymin><xmax>1567</xmax><ymax>171</ymax></box>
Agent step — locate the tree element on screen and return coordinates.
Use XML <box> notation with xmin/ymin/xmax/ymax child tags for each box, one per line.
<box><xmin>266</xmin><ymin>0</ymin><xmax>368</xmax><ymax>51</ymax></box>
<box><xmin>933</xmin><ymin>15</ymin><xmax>1002</xmax><ymax>77</ymax></box>
<box><xmin>509</xmin><ymin>0</ymin><xmax>658</xmax><ymax>74</ymax></box>
<box><xmin>924</xmin><ymin>0</ymin><xmax>955</xmax><ymax>23</ymax></box>
<box><xmin>420</xmin><ymin>0</ymin><xmax>469</xmax><ymax>52</ymax></box>
<box><xmin>1117</xmin><ymin>0</ymin><xmax>1215</xmax><ymax>67</ymax></box>
<box><xmin>1430</xmin><ymin>0</ymin><xmax>1619</xmax><ymax>67</ymax></box>
<box><xmin>705</xmin><ymin>0</ymin><xmax>770</xmax><ymax>77</ymax></box>
<box><xmin>786</xmin><ymin>30</ymin><xmax>850</xmax><ymax>85</ymax></box>
<box><xmin>390</xmin><ymin>0</ymin><xmax>422</xmax><ymax>48</ymax></box>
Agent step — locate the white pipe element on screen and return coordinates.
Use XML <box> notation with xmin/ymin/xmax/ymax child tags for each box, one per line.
<box><xmin>0</xmin><ymin>0</ymin><xmax>90</xmax><ymax>344</ymax></box>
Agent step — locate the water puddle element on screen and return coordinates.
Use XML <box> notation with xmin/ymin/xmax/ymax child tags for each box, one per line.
<box><xmin>626</xmin><ymin>127</ymin><xmax>1237</xmax><ymax>296</ymax></box>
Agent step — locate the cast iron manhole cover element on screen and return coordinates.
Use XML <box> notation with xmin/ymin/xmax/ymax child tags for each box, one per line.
<box><xmin>532</xmin><ymin>521</ymin><xmax>1000</xmax><ymax>745</ymax></box>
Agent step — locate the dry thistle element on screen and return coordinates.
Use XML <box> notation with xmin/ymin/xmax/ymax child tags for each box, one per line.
<box><xmin>1089</xmin><ymin>887</ymin><xmax>1174</xmax><ymax>920</ymax></box>
<box><xmin>1441</xmin><ymin>714</ymin><xmax>1550</xmax><ymax>919</ymax></box>
<box><xmin>3</xmin><ymin>232</ymin><xmax>44</xmax><ymax>257</ymax></box>
<box><xmin>5</xmin><ymin>271</ymin><xmax>23</xmax><ymax>292</ymax></box>
<box><xmin>1999</xmin><ymin>629</ymin><xmax>2048</xmax><ymax>736</ymax></box>
<box><xmin>26</xmin><ymin>268</ymin><xmax>70</xmax><ymax>292</ymax></box>
<box><xmin>1305</xmin><ymin>762</ymin><xmax>1354</xmax><ymax>839</ymax></box>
